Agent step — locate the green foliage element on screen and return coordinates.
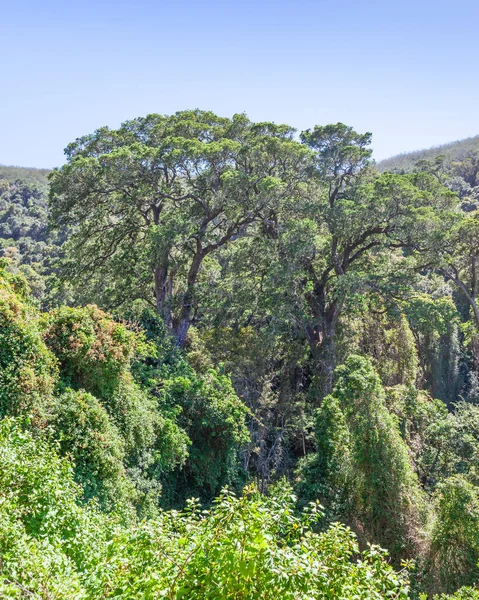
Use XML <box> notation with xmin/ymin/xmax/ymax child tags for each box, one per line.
<box><xmin>5</xmin><ymin>119</ymin><xmax>479</xmax><ymax>596</ymax></box>
<box><xmin>414</xmin><ymin>401</ymin><xmax>479</xmax><ymax>492</ymax></box>
<box><xmin>48</xmin><ymin>111</ymin><xmax>311</xmax><ymax>344</ymax></box>
<box><xmin>0</xmin><ymin>170</ymin><xmax>64</xmax><ymax>300</ymax></box>
<box><xmin>274</xmin><ymin>121</ymin><xmax>458</xmax><ymax>398</ymax></box>
<box><xmin>435</xmin><ymin>589</ymin><xmax>479</xmax><ymax>599</ymax></box>
<box><xmin>343</xmin><ymin>309</ymin><xmax>419</xmax><ymax>387</ymax></box>
<box><xmin>383</xmin><ymin>389</ymin><xmax>479</xmax><ymax>593</ymax></box>
<box><xmin>124</xmin><ymin>307</ymin><xmax>250</xmax><ymax>506</ymax></box>
<box><xmin>296</xmin><ymin>393</ymin><xmax>352</xmax><ymax>518</ymax></box>
<box><xmin>0</xmin><ymin>260</ymin><xmax>57</xmax><ymax>422</ymax></box>
<box><xmin>160</xmin><ymin>368</ymin><xmax>250</xmax><ymax>505</ymax></box>
<box><xmin>184</xmin><ymin>322</ymin><xmax>312</xmax><ymax>490</ymax></box>
<box><xmin>0</xmin><ymin>417</ymin><xmax>111</xmax><ymax>598</ymax></box>
<box><xmin>301</xmin><ymin>122</ymin><xmax>373</xmax><ymax>183</ymax></box>
<box><xmin>125</xmin><ymin>305</ymin><xmax>188</xmax><ymax>384</ymax></box>
<box><xmin>0</xmin><ymin>419</ymin><xmax>411</xmax><ymax>599</ymax></box>
<box><xmin>384</xmin><ymin>385</ymin><xmax>447</xmax><ymax>485</ymax></box>
<box><xmin>429</xmin><ymin>476</ymin><xmax>479</xmax><ymax>593</ymax></box>
<box><xmin>42</xmin><ymin>303</ymin><xmax>192</xmax><ymax>514</ymax></box>
<box><xmin>50</xmin><ymin>388</ymin><xmax>134</xmax><ymax>513</ymax></box>
<box><xmin>94</xmin><ymin>485</ymin><xmax>409</xmax><ymax>600</ymax></box>
<box><xmin>0</xmin><ymin>263</ymin><xmax>191</xmax><ymax>516</ymax></box>
<box><xmin>404</xmin><ymin>291</ymin><xmax>464</xmax><ymax>405</ymax></box>
<box><xmin>298</xmin><ymin>355</ymin><xmax>428</xmax><ymax>560</ymax></box>
<box><xmin>42</xmin><ymin>304</ymin><xmax>143</xmax><ymax>399</ymax></box>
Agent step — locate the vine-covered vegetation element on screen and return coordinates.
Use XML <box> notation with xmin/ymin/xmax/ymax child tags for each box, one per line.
<box><xmin>1</xmin><ymin>112</ymin><xmax>479</xmax><ymax>597</ymax></box>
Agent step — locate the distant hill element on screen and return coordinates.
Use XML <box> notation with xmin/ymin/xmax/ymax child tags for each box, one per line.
<box><xmin>0</xmin><ymin>164</ymin><xmax>63</xmax><ymax>298</ymax></box>
<box><xmin>0</xmin><ymin>164</ymin><xmax>50</xmax><ymax>185</ymax></box>
<box><xmin>377</xmin><ymin>135</ymin><xmax>479</xmax><ymax>173</ymax></box>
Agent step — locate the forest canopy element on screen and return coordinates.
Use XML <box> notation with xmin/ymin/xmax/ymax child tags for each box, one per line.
<box><xmin>2</xmin><ymin>112</ymin><xmax>479</xmax><ymax>598</ymax></box>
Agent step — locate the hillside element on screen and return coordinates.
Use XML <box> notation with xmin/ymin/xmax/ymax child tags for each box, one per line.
<box><xmin>377</xmin><ymin>134</ymin><xmax>479</xmax><ymax>173</ymax></box>
<box><xmin>0</xmin><ymin>164</ymin><xmax>50</xmax><ymax>185</ymax></box>
<box><xmin>0</xmin><ymin>164</ymin><xmax>62</xmax><ymax>298</ymax></box>
<box><xmin>377</xmin><ymin>134</ymin><xmax>479</xmax><ymax>214</ymax></box>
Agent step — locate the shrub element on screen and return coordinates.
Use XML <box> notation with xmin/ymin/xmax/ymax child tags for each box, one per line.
<box><xmin>428</xmin><ymin>476</ymin><xmax>479</xmax><ymax>593</ymax></box>
<box><xmin>0</xmin><ymin>261</ymin><xmax>57</xmax><ymax>423</ymax></box>
<box><xmin>42</xmin><ymin>304</ymin><xmax>141</xmax><ymax>399</ymax></box>
<box><xmin>160</xmin><ymin>368</ymin><xmax>250</xmax><ymax>505</ymax></box>
<box><xmin>297</xmin><ymin>355</ymin><xmax>429</xmax><ymax>560</ymax></box>
<box><xmin>0</xmin><ymin>419</ymin><xmax>412</xmax><ymax>599</ymax></box>
<box><xmin>51</xmin><ymin>388</ymin><xmax>134</xmax><ymax>514</ymax></box>
<box><xmin>0</xmin><ymin>417</ymin><xmax>111</xmax><ymax>597</ymax></box>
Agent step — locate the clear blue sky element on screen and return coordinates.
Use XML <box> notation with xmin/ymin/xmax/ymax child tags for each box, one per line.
<box><xmin>1</xmin><ymin>0</ymin><xmax>478</xmax><ymax>168</ymax></box>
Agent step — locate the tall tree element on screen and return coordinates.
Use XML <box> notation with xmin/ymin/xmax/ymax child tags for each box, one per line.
<box><xmin>436</xmin><ymin>212</ymin><xmax>479</xmax><ymax>329</ymax></box>
<box><xmin>49</xmin><ymin>110</ymin><xmax>310</xmax><ymax>344</ymax></box>
<box><xmin>279</xmin><ymin>125</ymin><xmax>458</xmax><ymax>395</ymax></box>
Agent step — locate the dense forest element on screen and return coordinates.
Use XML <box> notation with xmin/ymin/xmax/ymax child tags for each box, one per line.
<box><xmin>1</xmin><ymin>111</ymin><xmax>479</xmax><ymax>598</ymax></box>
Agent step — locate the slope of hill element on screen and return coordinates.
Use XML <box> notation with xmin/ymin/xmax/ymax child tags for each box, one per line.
<box><xmin>0</xmin><ymin>164</ymin><xmax>62</xmax><ymax>297</ymax></box>
<box><xmin>377</xmin><ymin>135</ymin><xmax>479</xmax><ymax>173</ymax></box>
<box><xmin>0</xmin><ymin>164</ymin><xmax>50</xmax><ymax>185</ymax></box>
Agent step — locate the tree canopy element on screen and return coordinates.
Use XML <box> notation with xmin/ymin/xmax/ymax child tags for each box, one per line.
<box><xmin>49</xmin><ymin>111</ymin><xmax>311</xmax><ymax>344</ymax></box>
<box><xmin>2</xmin><ymin>114</ymin><xmax>479</xmax><ymax>597</ymax></box>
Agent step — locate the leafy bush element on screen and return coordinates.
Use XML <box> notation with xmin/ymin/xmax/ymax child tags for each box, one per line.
<box><xmin>297</xmin><ymin>355</ymin><xmax>428</xmax><ymax>560</ymax></box>
<box><xmin>428</xmin><ymin>476</ymin><xmax>479</xmax><ymax>593</ymax></box>
<box><xmin>0</xmin><ymin>418</ymin><xmax>112</xmax><ymax>598</ymax></box>
<box><xmin>0</xmin><ymin>260</ymin><xmax>57</xmax><ymax>423</ymax></box>
<box><xmin>125</xmin><ymin>307</ymin><xmax>251</xmax><ymax>506</ymax></box>
<box><xmin>42</xmin><ymin>304</ymin><xmax>142</xmax><ymax>399</ymax></box>
<box><xmin>0</xmin><ymin>418</ymin><xmax>411</xmax><ymax>599</ymax></box>
<box><xmin>42</xmin><ymin>303</ymin><xmax>191</xmax><ymax>514</ymax></box>
<box><xmin>160</xmin><ymin>369</ymin><xmax>250</xmax><ymax>505</ymax></box>
<box><xmin>50</xmin><ymin>388</ymin><xmax>134</xmax><ymax>514</ymax></box>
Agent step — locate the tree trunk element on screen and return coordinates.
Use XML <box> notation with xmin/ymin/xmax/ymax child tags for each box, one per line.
<box><xmin>171</xmin><ymin>247</ymin><xmax>205</xmax><ymax>346</ymax></box>
<box><xmin>451</xmin><ymin>274</ymin><xmax>479</xmax><ymax>330</ymax></box>
<box><xmin>172</xmin><ymin>317</ymin><xmax>190</xmax><ymax>347</ymax></box>
<box><xmin>305</xmin><ymin>313</ymin><xmax>338</xmax><ymax>400</ymax></box>
<box><xmin>154</xmin><ymin>265</ymin><xmax>173</xmax><ymax>329</ymax></box>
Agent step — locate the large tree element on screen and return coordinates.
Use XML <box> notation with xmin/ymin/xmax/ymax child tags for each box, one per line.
<box><xmin>436</xmin><ymin>212</ymin><xmax>479</xmax><ymax>329</ymax></box>
<box><xmin>49</xmin><ymin>110</ymin><xmax>310</xmax><ymax>344</ymax></box>
<box><xmin>278</xmin><ymin>125</ymin><xmax>459</xmax><ymax>395</ymax></box>
<box><xmin>189</xmin><ymin>124</ymin><xmax>459</xmax><ymax>398</ymax></box>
